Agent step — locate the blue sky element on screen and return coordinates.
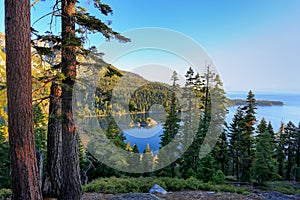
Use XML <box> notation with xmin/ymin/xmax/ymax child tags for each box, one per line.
<box><xmin>1</xmin><ymin>0</ymin><xmax>300</xmax><ymax>92</ymax></box>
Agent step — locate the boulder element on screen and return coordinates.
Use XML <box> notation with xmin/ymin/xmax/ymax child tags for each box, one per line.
<box><xmin>149</xmin><ymin>184</ymin><xmax>168</xmax><ymax>195</ymax></box>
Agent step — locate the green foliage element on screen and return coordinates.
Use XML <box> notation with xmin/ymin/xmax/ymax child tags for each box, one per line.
<box><xmin>196</xmin><ymin>153</ymin><xmax>216</xmax><ymax>182</ymax></box>
<box><xmin>0</xmin><ymin>124</ymin><xmax>10</xmax><ymax>189</ymax></box>
<box><xmin>227</xmin><ymin>99</ymin><xmax>283</xmax><ymax>107</ymax></box>
<box><xmin>262</xmin><ymin>181</ymin><xmax>300</xmax><ymax>195</ymax></box>
<box><xmin>0</xmin><ymin>189</ymin><xmax>11</xmax><ymax>199</ymax></box>
<box><xmin>33</xmin><ymin>105</ymin><xmax>47</xmax><ymax>153</ymax></box>
<box><xmin>284</xmin><ymin>121</ymin><xmax>298</xmax><ymax>181</ymax></box>
<box><xmin>212</xmin><ymin>129</ymin><xmax>229</xmax><ymax>175</ymax></box>
<box><xmin>83</xmin><ymin>177</ymin><xmax>250</xmax><ymax>194</ymax></box>
<box><xmin>252</xmin><ymin>130</ymin><xmax>278</xmax><ymax>185</ymax></box>
<box><xmin>211</xmin><ymin>170</ymin><xmax>226</xmax><ymax>185</ymax></box>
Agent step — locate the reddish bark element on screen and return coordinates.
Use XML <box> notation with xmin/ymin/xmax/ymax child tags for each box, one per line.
<box><xmin>59</xmin><ymin>0</ymin><xmax>82</xmax><ymax>199</ymax></box>
<box><xmin>5</xmin><ymin>0</ymin><xmax>42</xmax><ymax>199</ymax></box>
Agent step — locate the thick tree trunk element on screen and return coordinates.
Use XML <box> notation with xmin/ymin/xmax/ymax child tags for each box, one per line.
<box><xmin>5</xmin><ymin>0</ymin><xmax>43</xmax><ymax>199</ymax></box>
<box><xmin>43</xmin><ymin>82</ymin><xmax>62</xmax><ymax>198</ymax></box>
<box><xmin>59</xmin><ymin>0</ymin><xmax>82</xmax><ymax>199</ymax></box>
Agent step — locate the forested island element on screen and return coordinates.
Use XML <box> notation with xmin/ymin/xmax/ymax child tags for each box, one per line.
<box><xmin>227</xmin><ymin>99</ymin><xmax>284</xmax><ymax>107</ymax></box>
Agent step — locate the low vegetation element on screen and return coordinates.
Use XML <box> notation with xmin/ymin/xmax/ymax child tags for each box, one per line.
<box><xmin>261</xmin><ymin>181</ymin><xmax>300</xmax><ymax>195</ymax></box>
<box><xmin>83</xmin><ymin>177</ymin><xmax>250</xmax><ymax>195</ymax></box>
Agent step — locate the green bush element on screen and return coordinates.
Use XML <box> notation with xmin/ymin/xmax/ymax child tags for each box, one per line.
<box><xmin>83</xmin><ymin>177</ymin><xmax>249</xmax><ymax>195</ymax></box>
<box><xmin>0</xmin><ymin>189</ymin><xmax>11</xmax><ymax>200</ymax></box>
<box><xmin>211</xmin><ymin>170</ymin><xmax>226</xmax><ymax>185</ymax></box>
<box><xmin>262</xmin><ymin>181</ymin><xmax>300</xmax><ymax>195</ymax></box>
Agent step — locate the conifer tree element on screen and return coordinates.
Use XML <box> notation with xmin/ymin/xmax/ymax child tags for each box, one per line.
<box><xmin>31</xmin><ymin>1</ymin><xmax>129</xmax><ymax>198</ymax></box>
<box><xmin>252</xmin><ymin>130</ymin><xmax>278</xmax><ymax>185</ymax></box>
<box><xmin>142</xmin><ymin>144</ymin><xmax>154</xmax><ymax>175</ymax></box>
<box><xmin>284</xmin><ymin>121</ymin><xmax>297</xmax><ymax>181</ymax></box>
<box><xmin>159</xmin><ymin>71</ymin><xmax>181</xmax><ymax>177</ymax></box>
<box><xmin>197</xmin><ymin>151</ymin><xmax>216</xmax><ymax>182</ymax></box>
<box><xmin>212</xmin><ymin>128</ymin><xmax>229</xmax><ymax>175</ymax></box>
<box><xmin>276</xmin><ymin>122</ymin><xmax>286</xmax><ymax>178</ymax></box>
<box><xmin>228</xmin><ymin>107</ymin><xmax>244</xmax><ymax>181</ymax></box>
<box><xmin>240</xmin><ymin>90</ymin><xmax>256</xmax><ymax>181</ymax></box>
<box><xmin>180</xmin><ymin>67</ymin><xmax>199</xmax><ymax>176</ymax></box>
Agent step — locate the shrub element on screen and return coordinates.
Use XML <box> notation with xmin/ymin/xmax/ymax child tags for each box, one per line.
<box><xmin>0</xmin><ymin>189</ymin><xmax>11</xmax><ymax>200</ymax></box>
<box><xmin>211</xmin><ymin>170</ymin><xmax>226</xmax><ymax>185</ymax></box>
<box><xmin>83</xmin><ymin>177</ymin><xmax>249</xmax><ymax>195</ymax></box>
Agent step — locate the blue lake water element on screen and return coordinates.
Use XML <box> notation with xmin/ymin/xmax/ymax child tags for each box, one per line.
<box><xmin>123</xmin><ymin>92</ymin><xmax>300</xmax><ymax>153</ymax></box>
<box><xmin>226</xmin><ymin>92</ymin><xmax>300</xmax><ymax>131</ymax></box>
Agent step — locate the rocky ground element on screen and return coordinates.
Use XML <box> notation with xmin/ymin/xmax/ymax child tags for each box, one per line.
<box><xmin>82</xmin><ymin>190</ymin><xmax>266</xmax><ymax>200</ymax></box>
<box><xmin>82</xmin><ymin>190</ymin><xmax>300</xmax><ymax>200</ymax></box>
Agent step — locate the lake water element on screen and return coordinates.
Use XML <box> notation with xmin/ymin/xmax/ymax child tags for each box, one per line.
<box><xmin>123</xmin><ymin>92</ymin><xmax>300</xmax><ymax>153</ymax></box>
<box><xmin>226</xmin><ymin>92</ymin><xmax>300</xmax><ymax>131</ymax></box>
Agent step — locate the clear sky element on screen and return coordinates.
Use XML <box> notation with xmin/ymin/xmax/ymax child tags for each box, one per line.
<box><xmin>1</xmin><ymin>0</ymin><xmax>300</xmax><ymax>93</ymax></box>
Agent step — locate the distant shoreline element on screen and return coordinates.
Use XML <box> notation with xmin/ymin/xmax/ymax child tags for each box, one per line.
<box><xmin>227</xmin><ymin>99</ymin><xmax>284</xmax><ymax>107</ymax></box>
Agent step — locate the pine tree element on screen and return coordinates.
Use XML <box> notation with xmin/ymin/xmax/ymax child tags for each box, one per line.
<box><xmin>197</xmin><ymin>151</ymin><xmax>216</xmax><ymax>182</ymax></box>
<box><xmin>240</xmin><ymin>90</ymin><xmax>256</xmax><ymax>181</ymax></box>
<box><xmin>159</xmin><ymin>71</ymin><xmax>181</xmax><ymax>177</ymax></box>
<box><xmin>5</xmin><ymin>0</ymin><xmax>42</xmax><ymax>198</ymax></box>
<box><xmin>30</xmin><ymin>1</ymin><xmax>130</xmax><ymax>198</ymax></box>
<box><xmin>276</xmin><ymin>122</ymin><xmax>286</xmax><ymax>179</ymax></box>
<box><xmin>252</xmin><ymin>130</ymin><xmax>278</xmax><ymax>185</ymax></box>
<box><xmin>180</xmin><ymin>67</ymin><xmax>200</xmax><ymax>176</ymax></box>
<box><xmin>142</xmin><ymin>144</ymin><xmax>154</xmax><ymax>175</ymax></box>
<box><xmin>284</xmin><ymin>121</ymin><xmax>297</xmax><ymax>181</ymax></box>
<box><xmin>228</xmin><ymin>107</ymin><xmax>244</xmax><ymax>181</ymax></box>
<box><xmin>212</xmin><ymin>128</ymin><xmax>229</xmax><ymax>175</ymax></box>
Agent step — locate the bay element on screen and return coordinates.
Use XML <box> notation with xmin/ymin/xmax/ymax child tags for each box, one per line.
<box><xmin>121</xmin><ymin>92</ymin><xmax>300</xmax><ymax>153</ymax></box>
<box><xmin>226</xmin><ymin>92</ymin><xmax>300</xmax><ymax>131</ymax></box>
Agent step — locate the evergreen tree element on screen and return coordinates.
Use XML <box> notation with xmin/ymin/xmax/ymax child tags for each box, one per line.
<box><xmin>228</xmin><ymin>107</ymin><xmax>244</xmax><ymax>181</ymax></box>
<box><xmin>196</xmin><ymin>152</ymin><xmax>216</xmax><ymax>182</ymax></box>
<box><xmin>284</xmin><ymin>121</ymin><xmax>297</xmax><ymax>181</ymax></box>
<box><xmin>5</xmin><ymin>0</ymin><xmax>43</xmax><ymax>198</ymax></box>
<box><xmin>240</xmin><ymin>90</ymin><xmax>256</xmax><ymax>181</ymax></box>
<box><xmin>142</xmin><ymin>144</ymin><xmax>154</xmax><ymax>176</ymax></box>
<box><xmin>180</xmin><ymin>67</ymin><xmax>200</xmax><ymax>176</ymax></box>
<box><xmin>252</xmin><ymin>120</ymin><xmax>278</xmax><ymax>185</ymax></box>
<box><xmin>256</xmin><ymin>118</ymin><xmax>267</xmax><ymax>137</ymax></box>
<box><xmin>276</xmin><ymin>122</ymin><xmax>286</xmax><ymax>179</ymax></box>
<box><xmin>267</xmin><ymin>121</ymin><xmax>276</xmax><ymax>143</ymax></box>
<box><xmin>212</xmin><ymin>128</ymin><xmax>229</xmax><ymax>175</ymax></box>
<box><xmin>30</xmin><ymin>1</ymin><xmax>130</xmax><ymax>198</ymax></box>
<box><xmin>159</xmin><ymin>71</ymin><xmax>181</xmax><ymax>177</ymax></box>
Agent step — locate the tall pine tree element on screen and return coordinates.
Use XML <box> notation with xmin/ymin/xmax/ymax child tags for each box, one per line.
<box><xmin>159</xmin><ymin>71</ymin><xmax>181</xmax><ymax>177</ymax></box>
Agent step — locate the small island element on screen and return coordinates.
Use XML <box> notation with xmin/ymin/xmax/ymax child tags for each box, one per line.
<box><xmin>227</xmin><ymin>99</ymin><xmax>284</xmax><ymax>107</ymax></box>
<box><xmin>129</xmin><ymin>117</ymin><xmax>157</xmax><ymax>128</ymax></box>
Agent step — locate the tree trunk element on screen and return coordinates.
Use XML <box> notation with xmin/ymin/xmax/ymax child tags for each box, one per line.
<box><xmin>43</xmin><ymin>82</ymin><xmax>62</xmax><ymax>198</ymax></box>
<box><xmin>59</xmin><ymin>0</ymin><xmax>82</xmax><ymax>199</ymax></box>
<box><xmin>5</xmin><ymin>0</ymin><xmax>43</xmax><ymax>199</ymax></box>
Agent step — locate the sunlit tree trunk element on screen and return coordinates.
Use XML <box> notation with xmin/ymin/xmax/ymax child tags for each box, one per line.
<box><xmin>5</xmin><ymin>0</ymin><xmax>42</xmax><ymax>199</ymax></box>
<box><xmin>59</xmin><ymin>0</ymin><xmax>82</xmax><ymax>199</ymax></box>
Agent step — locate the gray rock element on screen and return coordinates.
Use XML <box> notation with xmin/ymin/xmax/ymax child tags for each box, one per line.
<box><xmin>149</xmin><ymin>184</ymin><xmax>168</xmax><ymax>195</ymax></box>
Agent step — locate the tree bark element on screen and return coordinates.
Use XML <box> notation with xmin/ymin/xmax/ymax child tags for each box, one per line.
<box><xmin>59</xmin><ymin>0</ymin><xmax>82</xmax><ymax>199</ymax></box>
<box><xmin>43</xmin><ymin>82</ymin><xmax>62</xmax><ymax>198</ymax></box>
<box><xmin>5</xmin><ymin>0</ymin><xmax>43</xmax><ymax>199</ymax></box>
